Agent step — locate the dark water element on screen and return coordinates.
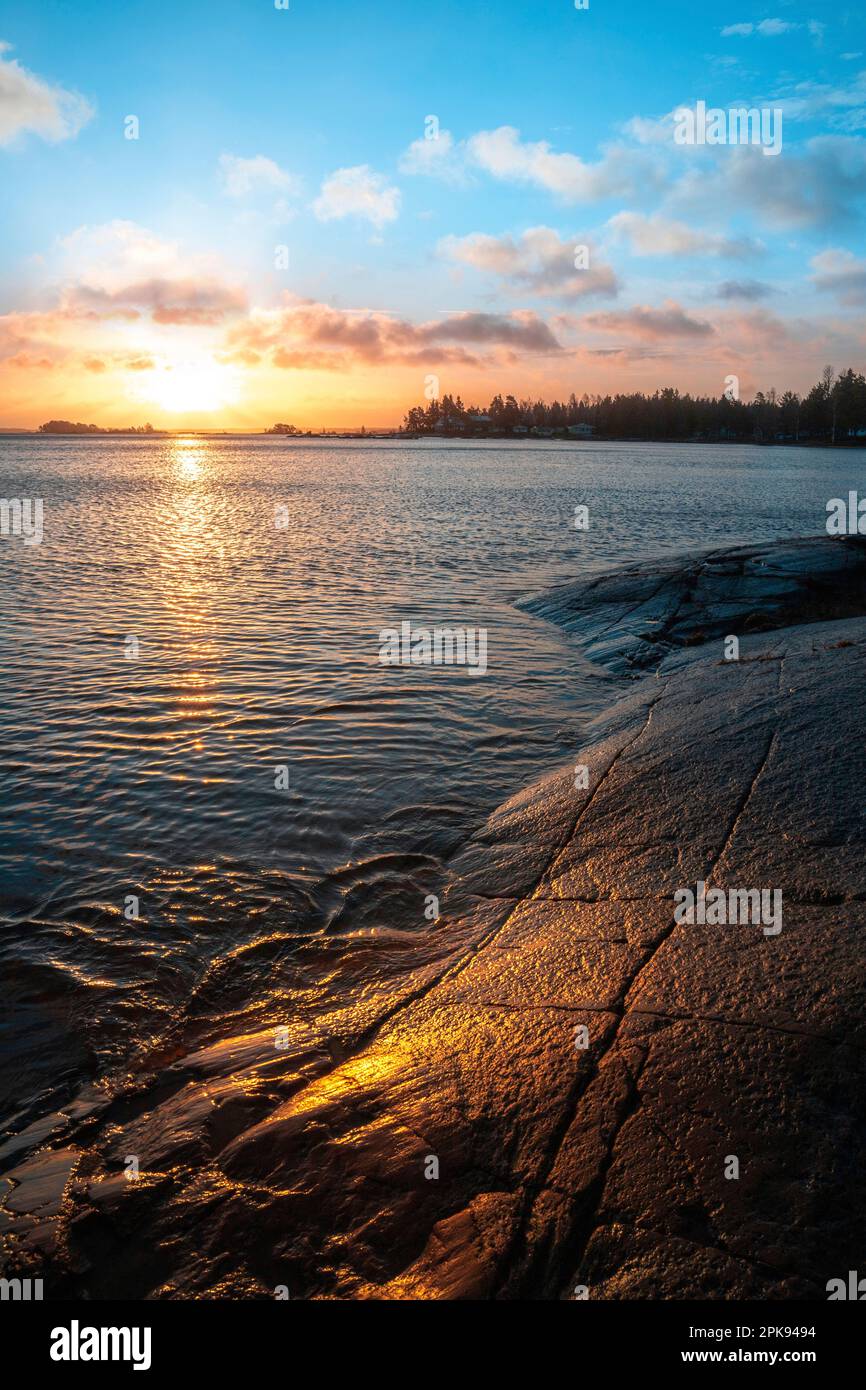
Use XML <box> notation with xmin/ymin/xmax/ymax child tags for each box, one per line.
<box><xmin>0</xmin><ymin>436</ymin><xmax>861</xmax><ymax>1133</ymax></box>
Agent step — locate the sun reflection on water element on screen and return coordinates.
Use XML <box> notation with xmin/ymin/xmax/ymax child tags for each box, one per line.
<box><xmin>172</xmin><ymin>437</ymin><xmax>208</xmax><ymax>480</ymax></box>
<box><xmin>154</xmin><ymin>437</ymin><xmax>226</xmax><ymax>733</ymax></box>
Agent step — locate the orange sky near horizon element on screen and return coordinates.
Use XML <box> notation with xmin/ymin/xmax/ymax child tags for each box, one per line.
<box><xmin>4</xmin><ymin>8</ymin><xmax>866</xmax><ymax>436</ymax></box>
<box><xmin>0</xmin><ymin>335</ymin><xmax>850</xmax><ymax>434</ymax></box>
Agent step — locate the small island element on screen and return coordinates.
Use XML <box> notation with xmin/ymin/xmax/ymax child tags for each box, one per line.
<box><xmin>37</xmin><ymin>420</ymin><xmax>163</xmax><ymax>435</ymax></box>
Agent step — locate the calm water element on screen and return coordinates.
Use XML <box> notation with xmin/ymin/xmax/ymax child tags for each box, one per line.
<box><xmin>0</xmin><ymin>436</ymin><xmax>861</xmax><ymax>1129</ymax></box>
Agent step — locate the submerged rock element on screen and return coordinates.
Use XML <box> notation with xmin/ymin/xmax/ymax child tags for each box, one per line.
<box><xmin>1</xmin><ymin>536</ymin><xmax>865</xmax><ymax>1299</ymax></box>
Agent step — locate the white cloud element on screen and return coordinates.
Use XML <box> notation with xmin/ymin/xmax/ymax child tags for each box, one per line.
<box><xmin>218</xmin><ymin>153</ymin><xmax>298</xmax><ymax>198</ymax></box>
<box><xmin>0</xmin><ymin>40</ymin><xmax>93</xmax><ymax>145</ymax></box>
<box><xmin>54</xmin><ymin>221</ymin><xmax>246</xmax><ymax>323</ymax></box>
<box><xmin>401</xmin><ymin>124</ymin><xmax>663</xmax><ymax>203</ymax></box>
<box><xmin>607</xmin><ymin>211</ymin><xmax>761</xmax><ymax>259</ymax></box>
<box><xmin>721</xmin><ymin>18</ymin><xmax>821</xmax><ymax>39</ymax></box>
<box><xmin>398</xmin><ymin>129</ymin><xmax>467</xmax><ymax>184</ymax></box>
<box><xmin>773</xmin><ymin>70</ymin><xmax>866</xmax><ymax>130</ymax></box>
<box><xmin>757</xmin><ymin>18</ymin><xmax>793</xmax><ymax>36</ymax></box>
<box><xmin>312</xmin><ymin>165</ymin><xmax>400</xmax><ymax>227</ymax></box>
<box><xmin>440</xmin><ymin>226</ymin><xmax>620</xmax><ymax>300</ymax></box>
<box><xmin>623</xmin><ymin>112</ymin><xmax>678</xmax><ymax>145</ymax></box>
<box><xmin>59</xmin><ymin>221</ymin><xmax>185</xmax><ymax>289</ymax></box>
<box><xmin>465</xmin><ymin>125</ymin><xmax>663</xmax><ymax>203</ymax></box>
<box><xmin>58</xmin><ymin>221</ymin><xmax>220</xmax><ymax>290</ymax></box>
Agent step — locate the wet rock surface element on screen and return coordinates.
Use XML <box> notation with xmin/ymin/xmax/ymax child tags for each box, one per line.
<box><xmin>2</xmin><ymin>537</ymin><xmax>865</xmax><ymax>1299</ymax></box>
<box><xmin>520</xmin><ymin>534</ymin><xmax>866</xmax><ymax>674</ymax></box>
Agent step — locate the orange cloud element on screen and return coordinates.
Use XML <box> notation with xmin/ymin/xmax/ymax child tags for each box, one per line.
<box><xmin>226</xmin><ymin>298</ymin><xmax>561</xmax><ymax>371</ymax></box>
<box><xmin>583</xmin><ymin>301</ymin><xmax>715</xmax><ymax>340</ymax></box>
<box><xmin>65</xmin><ymin>277</ymin><xmax>247</xmax><ymax>325</ymax></box>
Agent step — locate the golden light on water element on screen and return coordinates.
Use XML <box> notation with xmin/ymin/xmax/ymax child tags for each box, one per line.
<box><xmin>172</xmin><ymin>438</ymin><xmax>207</xmax><ymax>479</ymax></box>
<box><xmin>152</xmin><ymin>437</ymin><xmax>224</xmax><ymax>732</ymax></box>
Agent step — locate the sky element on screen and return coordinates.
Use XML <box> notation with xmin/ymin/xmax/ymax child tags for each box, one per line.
<box><xmin>1</xmin><ymin>0</ymin><xmax>865</xmax><ymax>429</ymax></box>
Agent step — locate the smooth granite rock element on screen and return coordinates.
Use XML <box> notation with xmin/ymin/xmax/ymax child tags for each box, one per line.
<box><xmin>520</xmin><ymin>535</ymin><xmax>866</xmax><ymax>674</ymax></box>
<box><xmin>1</xmin><ymin>536</ymin><xmax>864</xmax><ymax>1300</ymax></box>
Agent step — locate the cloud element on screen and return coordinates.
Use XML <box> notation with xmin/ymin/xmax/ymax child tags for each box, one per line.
<box><xmin>607</xmin><ymin>211</ymin><xmax>761</xmax><ymax>258</ymax></box>
<box><xmin>810</xmin><ymin>248</ymin><xmax>866</xmax><ymax>305</ymax></box>
<box><xmin>4</xmin><ymin>350</ymin><xmax>54</xmax><ymax>369</ymax></box>
<box><xmin>69</xmin><ymin>278</ymin><xmax>247</xmax><ymax>325</ymax></box>
<box><xmin>0</xmin><ymin>307</ymin><xmax>169</xmax><ymax>373</ymax></box>
<box><xmin>623</xmin><ymin>112</ymin><xmax>679</xmax><ymax>146</ymax></box>
<box><xmin>715</xmin><ymin>279</ymin><xmax>775</xmax><ymax>300</ymax></box>
<box><xmin>715</xmin><ymin>307</ymin><xmax>796</xmax><ymax>348</ymax></box>
<box><xmin>440</xmin><ymin>226</ymin><xmax>620</xmax><ymax>300</ymax></box>
<box><xmin>584</xmin><ymin>301</ymin><xmax>715</xmax><ymax>340</ymax></box>
<box><xmin>464</xmin><ymin>125</ymin><xmax>664</xmax><ymax>203</ymax></box>
<box><xmin>54</xmin><ymin>221</ymin><xmax>247</xmax><ymax>323</ymax></box>
<box><xmin>0</xmin><ymin>40</ymin><xmax>93</xmax><ymax>145</ymax></box>
<box><xmin>0</xmin><ymin>309</ymin><xmax>70</xmax><ymax>365</ymax></box>
<box><xmin>671</xmin><ymin>137</ymin><xmax>866</xmax><ymax>230</ymax></box>
<box><xmin>774</xmin><ymin>70</ymin><xmax>866</xmax><ymax>131</ymax></box>
<box><xmin>427</xmin><ymin>309</ymin><xmax>560</xmax><ymax>351</ymax></box>
<box><xmin>225</xmin><ymin>297</ymin><xmax>561</xmax><ymax>371</ymax></box>
<box><xmin>59</xmin><ymin>221</ymin><xmax>201</xmax><ymax>287</ymax></box>
<box><xmin>399</xmin><ymin>123</ymin><xmax>665</xmax><ymax>205</ymax></box>
<box><xmin>757</xmin><ymin>19</ymin><xmax>793</xmax><ymax>36</ymax></box>
<box><xmin>722</xmin><ymin>18</ymin><xmax>826</xmax><ymax>42</ymax></box>
<box><xmin>218</xmin><ymin>153</ymin><xmax>298</xmax><ymax>198</ymax></box>
<box><xmin>313</xmin><ymin>165</ymin><xmax>400</xmax><ymax>227</ymax></box>
<box><xmin>398</xmin><ymin>129</ymin><xmax>467</xmax><ymax>184</ymax></box>
<box><xmin>721</xmin><ymin>19</ymin><xmax>794</xmax><ymax>38</ymax></box>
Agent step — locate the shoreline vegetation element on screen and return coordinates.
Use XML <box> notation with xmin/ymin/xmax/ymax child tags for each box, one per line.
<box><xmin>36</xmin><ymin>420</ymin><xmax>161</xmax><ymax>435</ymax></box>
<box><xmin>400</xmin><ymin>365</ymin><xmax>866</xmax><ymax>445</ymax></box>
<box><xmin>7</xmin><ymin>365</ymin><xmax>865</xmax><ymax>444</ymax></box>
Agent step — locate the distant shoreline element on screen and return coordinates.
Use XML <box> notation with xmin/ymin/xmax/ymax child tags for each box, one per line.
<box><xmin>1</xmin><ymin>429</ymin><xmax>864</xmax><ymax>449</ymax></box>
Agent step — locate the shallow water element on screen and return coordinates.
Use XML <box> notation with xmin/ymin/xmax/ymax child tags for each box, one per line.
<box><xmin>0</xmin><ymin>435</ymin><xmax>861</xmax><ymax>1129</ymax></box>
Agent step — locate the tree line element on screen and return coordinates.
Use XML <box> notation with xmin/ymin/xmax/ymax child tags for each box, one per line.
<box><xmin>38</xmin><ymin>421</ymin><xmax>156</xmax><ymax>434</ymax></box>
<box><xmin>402</xmin><ymin>366</ymin><xmax>866</xmax><ymax>443</ymax></box>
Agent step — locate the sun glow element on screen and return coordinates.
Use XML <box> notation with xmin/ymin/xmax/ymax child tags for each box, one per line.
<box><xmin>130</xmin><ymin>358</ymin><xmax>241</xmax><ymax>413</ymax></box>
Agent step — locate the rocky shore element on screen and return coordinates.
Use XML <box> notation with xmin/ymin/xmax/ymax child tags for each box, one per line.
<box><xmin>2</xmin><ymin>535</ymin><xmax>865</xmax><ymax>1299</ymax></box>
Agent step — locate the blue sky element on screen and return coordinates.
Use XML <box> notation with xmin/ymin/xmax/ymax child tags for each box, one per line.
<box><xmin>1</xmin><ymin>0</ymin><xmax>865</xmax><ymax>426</ymax></box>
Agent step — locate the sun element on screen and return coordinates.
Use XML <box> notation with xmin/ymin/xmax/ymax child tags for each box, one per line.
<box><xmin>130</xmin><ymin>357</ymin><xmax>241</xmax><ymax>413</ymax></box>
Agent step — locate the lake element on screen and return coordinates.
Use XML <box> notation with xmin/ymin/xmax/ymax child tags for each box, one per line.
<box><xmin>0</xmin><ymin>435</ymin><xmax>861</xmax><ymax>1128</ymax></box>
